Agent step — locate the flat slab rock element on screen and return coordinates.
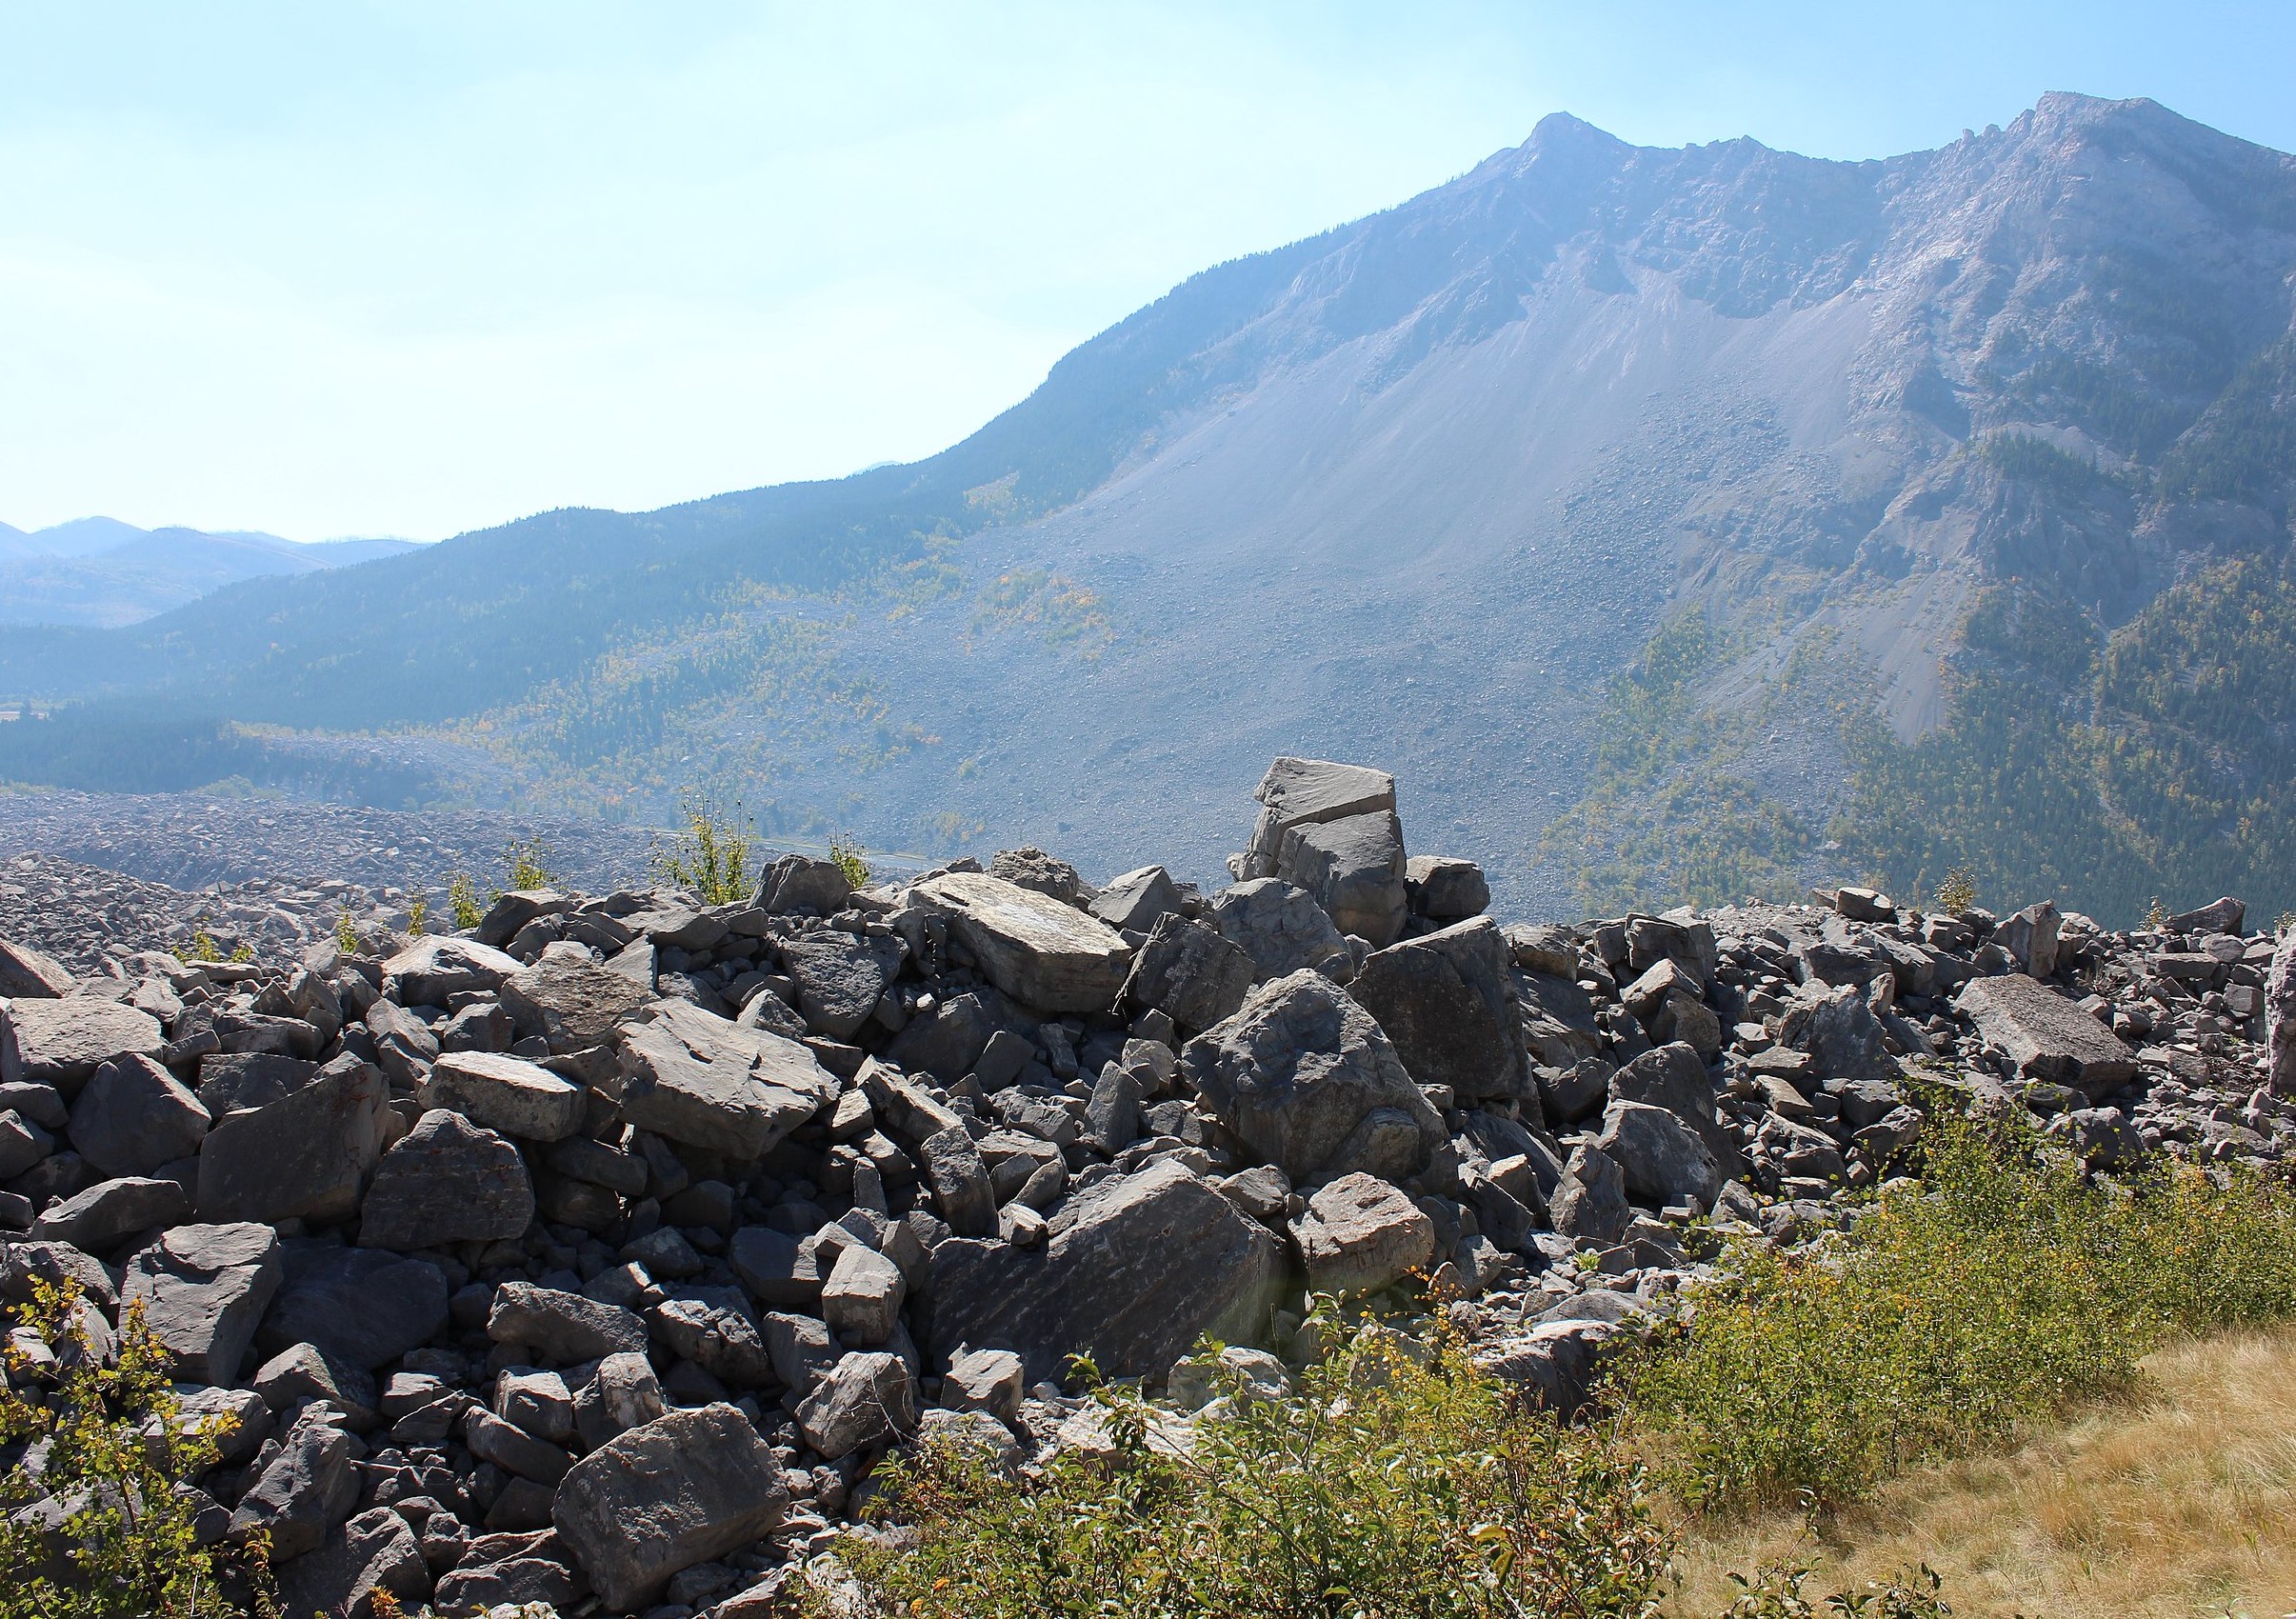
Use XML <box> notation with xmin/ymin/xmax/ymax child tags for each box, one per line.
<box><xmin>909</xmin><ymin>871</ymin><xmax>1132</xmax><ymax>1013</ymax></box>
<box><xmin>1958</xmin><ymin>973</ymin><xmax>2137</xmax><ymax>1096</ymax></box>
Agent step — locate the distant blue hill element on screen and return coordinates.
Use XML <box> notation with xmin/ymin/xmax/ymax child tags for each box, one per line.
<box><xmin>0</xmin><ymin>518</ymin><xmax>423</xmax><ymax>627</ymax></box>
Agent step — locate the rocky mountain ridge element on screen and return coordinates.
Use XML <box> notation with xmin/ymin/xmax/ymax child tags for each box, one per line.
<box><xmin>0</xmin><ymin>519</ymin><xmax>419</xmax><ymax>629</ymax></box>
<box><xmin>3</xmin><ymin>93</ymin><xmax>2294</xmax><ymax>922</ymax></box>
<box><xmin>2</xmin><ymin>757</ymin><xmax>2292</xmax><ymax>1615</ymax></box>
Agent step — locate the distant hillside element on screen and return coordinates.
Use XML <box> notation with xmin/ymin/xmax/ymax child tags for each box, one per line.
<box><xmin>2</xmin><ymin>92</ymin><xmax>2293</xmax><ymax>926</ymax></box>
<box><xmin>0</xmin><ymin>519</ymin><xmax>421</xmax><ymax>627</ymax></box>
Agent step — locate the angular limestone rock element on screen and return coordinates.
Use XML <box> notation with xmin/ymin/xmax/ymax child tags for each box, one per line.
<box><xmin>0</xmin><ymin>997</ymin><xmax>164</xmax><ymax>1093</ymax></box>
<box><xmin>1348</xmin><ymin>916</ymin><xmax>1530</xmax><ymax>1102</ymax></box>
<box><xmin>909</xmin><ymin>871</ymin><xmax>1133</xmax><ymax>1013</ymax></box>
<box><xmin>197</xmin><ymin>1052</ymin><xmax>387</xmax><ymax>1225</ymax></box>
<box><xmin>615</xmin><ymin>999</ymin><xmax>837</xmax><ymax>1159</ymax></box>
<box><xmin>1288</xmin><ymin>1171</ymin><xmax>1435</xmax><ymax>1294</ymax></box>
<box><xmin>359</xmin><ymin>1109</ymin><xmax>535</xmax><ymax>1249</ymax></box>
<box><xmin>119</xmin><ymin>1222</ymin><xmax>283</xmax><ymax>1385</ymax></box>
<box><xmin>1958</xmin><ymin>973</ymin><xmax>2137</xmax><ymax>1097</ymax></box>
<box><xmin>421</xmin><ymin>1050</ymin><xmax>587</xmax><ymax>1142</ymax></box>
<box><xmin>1276</xmin><ymin>810</ymin><xmax>1408</xmax><ymax>948</ymax></box>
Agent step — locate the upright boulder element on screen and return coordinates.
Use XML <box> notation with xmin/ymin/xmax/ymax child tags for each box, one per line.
<box><xmin>1209</xmin><ymin>879</ymin><xmax>1355</xmax><ymax>983</ymax></box>
<box><xmin>1237</xmin><ymin>758</ymin><xmax>1397</xmax><ymax>880</ymax></box>
<box><xmin>1180</xmin><ymin>970</ymin><xmax>1446</xmax><ymax>1184</ymax></box>
<box><xmin>552</xmin><ymin>1404</ymin><xmax>789</xmax><ymax>1612</ymax></box>
<box><xmin>1120</xmin><ymin>913</ymin><xmax>1257</xmax><ymax>1034</ymax></box>
<box><xmin>197</xmin><ymin>1052</ymin><xmax>387</xmax><ymax>1225</ymax></box>
<box><xmin>779</xmin><ymin>932</ymin><xmax>906</xmax><ymax>1038</ymax></box>
<box><xmin>67</xmin><ymin>1053</ymin><xmax>210</xmax><ymax>1179</ymax></box>
<box><xmin>909</xmin><ymin>872</ymin><xmax>1132</xmax><ymax>1013</ymax></box>
<box><xmin>0</xmin><ymin>937</ymin><xmax>73</xmax><ymax>999</ymax></box>
<box><xmin>2270</xmin><ymin>928</ymin><xmax>2296</xmax><ymax>1096</ymax></box>
<box><xmin>1348</xmin><ymin>917</ymin><xmax>1529</xmax><ymax>1102</ymax></box>
<box><xmin>1593</xmin><ymin>1100</ymin><xmax>1720</xmax><ymax>1211</ymax></box>
<box><xmin>926</xmin><ymin>1158</ymin><xmax>1278</xmax><ymax>1382</ymax></box>
<box><xmin>359</xmin><ymin>1110</ymin><xmax>535</xmax><ymax>1249</ymax></box>
<box><xmin>754</xmin><ymin>853</ymin><xmax>853</xmax><ymax>915</ymax></box>
<box><xmin>1995</xmin><ymin>901</ymin><xmax>2062</xmax><ymax>980</ymax></box>
<box><xmin>615</xmin><ymin>999</ymin><xmax>838</xmax><ymax>1159</ymax></box>
<box><xmin>1277</xmin><ymin>810</ymin><xmax>1408</xmax><ymax>948</ymax></box>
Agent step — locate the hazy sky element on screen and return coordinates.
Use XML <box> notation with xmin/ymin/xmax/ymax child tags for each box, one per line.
<box><xmin>4</xmin><ymin>2</ymin><xmax>2290</xmax><ymax>541</ymax></box>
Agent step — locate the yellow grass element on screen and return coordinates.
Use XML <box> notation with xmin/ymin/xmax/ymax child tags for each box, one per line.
<box><xmin>1667</xmin><ymin>1327</ymin><xmax>2296</xmax><ymax>1619</ymax></box>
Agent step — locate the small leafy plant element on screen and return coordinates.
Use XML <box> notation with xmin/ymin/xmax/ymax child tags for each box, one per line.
<box><xmin>448</xmin><ymin>870</ymin><xmax>483</xmax><ymax>931</ymax></box>
<box><xmin>829</xmin><ymin>831</ymin><xmax>870</xmax><ymax>890</ymax></box>
<box><xmin>335</xmin><ymin>907</ymin><xmax>360</xmax><ymax>956</ymax></box>
<box><xmin>652</xmin><ymin>790</ymin><xmax>756</xmax><ymax>905</ymax></box>
<box><xmin>1930</xmin><ymin>864</ymin><xmax>1979</xmax><ymax>916</ymax></box>
<box><xmin>407</xmin><ymin>893</ymin><xmax>429</xmax><ymax>935</ymax></box>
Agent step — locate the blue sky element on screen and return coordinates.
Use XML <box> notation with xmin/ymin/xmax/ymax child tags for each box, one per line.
<box><xmin>2</xmin><ymin>2</ymin><xmax>2289</xmax><ymax>541</ymax></box>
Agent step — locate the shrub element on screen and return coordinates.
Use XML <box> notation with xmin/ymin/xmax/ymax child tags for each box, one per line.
<box><xmin>0</xmin><ymin>1278</ymin><xmax>274</xmax><ymax>1618</ymax></box>
<box><xmin>1621</xmin><ymin>1104</ymin><xmax>2296</xmax><ymax>1511</ymax></box>
<box><xmin>448</xmin><ymin>870</ymin><xmax>482</xmax><ymax>931</ymax></box>
<box><xmin>407</xmin><ymin>893</ymin><xmax>429</xmax><ymax>935</ymax></box>
<box><xmin>1929</xmin><ymin>864</ymin><xmax>1978</xmax><ymax>915</ymax></box>
<box><xmin>829</xmin><ymin>832</ymin><xmax>870</xmax><ymax>890</ymax></box>
<box><xmin>334</xmin><ymin>907</ymin><xmax>360</xmax><ymax>956</ymax></box>
<box><xmin>652</xmin><ymin>790</ymin><xmax>756</xmax><ymax>905</ymax></box>
<box><xmin>502</xmin><ymin>837</ymin><xmax>556</xmax><ymax>894</ymax></box>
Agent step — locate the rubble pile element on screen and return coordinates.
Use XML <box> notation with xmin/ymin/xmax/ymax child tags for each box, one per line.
<box><xmin>2</xmin><ymin>757</ymin><xmax>2291</xmax><ymax>1618</ymax></box>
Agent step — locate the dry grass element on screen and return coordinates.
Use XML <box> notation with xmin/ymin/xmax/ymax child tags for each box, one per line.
<box><xmin>1667</xmin><ymin>1327</ymin><xmax>2296</xmax><ymax>1618</ymax></box>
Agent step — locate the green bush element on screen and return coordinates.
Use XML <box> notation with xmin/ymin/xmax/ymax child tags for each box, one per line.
<box><xmin>652</xmin><ymin>790</ymin><xmax>756</xmax><ymax>905</ymax></box>
<box><xmin>0</xmin><ymin>1279</ymin><xmax>274</xmax><ymax>1618</ymax></box>
<box><xmin>1621</xmin><ymin>1104</ymin><xmax>2296</xmax><ymax>1510</ymax></box>
<box><xmin>818</xmin><ymin>1336</ymin><xmax>1948</xmax><ymax>1619</ymax></box>
<box><xmin>829</xmin><ymin>832</ymin><xmax>870</xmax><ymax>890</ymax></box>
<box><xmin>502</xmin><ymin>836</ymin><xmax>557</xmax><ymax>894</ymax></box>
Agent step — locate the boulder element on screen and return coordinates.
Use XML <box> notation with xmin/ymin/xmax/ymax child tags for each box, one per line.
<box><xmin>2165</xmin><ymin>896</ymin><xmax>2246</xmax><ymax>936</ymax></box>
<box><xmin>1593</xmin><ymin>1100</ymin><xmax>1721</xmax><ymax>1210</ymax></box>
<box><xmin>261</xmin><ymin>1244</ymin><xmax>449</xmax><ymax>1369</ymax></box>
<box><xmin>500</xmin><ymin>955</ymin><xmax>653</xmax><ymax>1054</ymax></box>
<box><xmin>1995</xmin><ymin>901</ymin><xmax>2062</xmax><ymax>979</ymax></box>
<box><xmin>754</xmin><ymin>853</ymin><xmax>854</xmax><ymax>915</ymax></box>
<box><xmin>552</xmin><ymin>1404</ymin><xmax>789</xmax><ymax>1612</ymax></box>
<box><xmin>925</xmin><ymin>1158</ymin><xmax>1278</xmax><ymax>1382</ymax></box>
<box><xmin>650</xmin><ymin>1287</ymin><xmax>773</xmax><ymax>1387</ymax></box>
<box><xmin>198</xmin><ymin>1051</ymin><xmax>318</xmax><ymax>1116</ymax></box>
<box><xmin>359</xmin><ymin>1109</ymin><xmax>535</xmax><ymax>1249</ymax></box>
<box><xmin>0</xmin><ymin>937</ymin><xmax>73</xmax><ymax>998</ymax></box>
<box><xmin>1209</xmin><ymin>878</ymin><xmax>1356</xmax><ymax>983</ymax></box>
<box><xmin>380</xmin><ymin>936</ymin><xmax>524</xmax><ymax>1008</ymax></box>
<box><xmin>276</xmin><ymin>1506</ymin><xmax>431</xmax><ymax>1619</ymax></box>
<box><xmin>421</xmin><ymin>1050</ymin><xmax>587</xmax><ymax>1142</ymax></box>
<box><xmin>1474</xmin><ymin>1320</ymin><xmax>1618</xmax><ymax>1418</ymax></box>
<box><xmin>1607</xmin><ymin>1042</ymin><xmax>1744</xmax><ymax>1181</ymax></box>
<box><xmin>30</xmin><ymin>1173</ymin><xmax>188</xmax><ymax>1251</ymax></box>
<box><xmin>1277</xmin><ymin>810</ymin><xmax>1408</xmax><ymax>948</ymax></box>
<box><xmin>1288</xmin><ymin>1172</ymin><xmax>1435</xmax><ymax>1295</ymax></box>
<box><xmin>1179</xmin><ymin>969</ymin><xmax>1446</xmax><ymax>1183</ymax></box>
<box><xmin>1089</xmin><ymin>865</ymin><xmax>1183</xmax><ymax>933</ymax></box>
<box><xmin>477</xmin><ymin>889</ymin><xmax>570</xmax><ymax>949</ymax></box>
<box><xmin>909</xmin><ymin>871</ymin><xmax>1132</xmax><ymax>1013</ymax></box>
<box><xmin>1348</xmin><ymin>917</ymin><xmax>1530</xmax><ymax>1102</ymax></box>
<box><xmin>67</xmin><ymin>1053</ymin><xmax>210</xmax><ymax>1179</ymax></box>
<box><xmin>230</xmin><ymin>1409</ymin><xmax>360</xmax><ymax>1563</ymax></box>
<box><xmin>797</xmin><ymin>1349</ymin><xmax>918</xmax><ymax>1461</ymax></box>
<box><xmin>119</xmin><ymin>1222</ymin><xmax>282</xmax><ymax>1385</ymax></box>
<box><xmin>197</xmin><ymin>1052</ymin><xmax>387</xmax><ymax>1225</ymax></box>
<box><xmin>822</xmin><ymin>1244</ymin><xmax>906</xmax><ymax>1348</ymax></box>
<box><xmin>615</xmin><ymin>999</ymin><xmax>838</xmax><ymax>1159</ymax></box>
<box><xmin>1404</xmin><ymin>856</ymin><xmax>1488</xmax><ymax>920</ymax></box>
<box><xmin>1119</xmin><ymin>912</ymin><xmax>1257</xmax><ymax>1034</ymax></box>
<box><xmin>489</xmin><ymin>1280</ymin><xmax>649</xmax><ymax>1362</ymax></box>
<box><xmin>880</xmin><ymin>990</ymin><xmax>995</xmax><ymax>1084</ymax></box>
<box><xmin>989</xmin><ymin>845</ymin><xmax>1086</xmax><ymax>903</ymax></box>
<box><xmin>2270</xmin><ymin>929</ymin><xmax>2296</xmax><ymax>1096</ymax></box>
<box><xmin>1958</xmin><ymin>974</ymin><xmax>2137</xmax><ymax>1097</ymax></box>
<box><xmin>1779</xmin><ymin>985</ymin><xmax>1897</xmax><ymax>1083</ymax></box>
<box><xmin>779</xmin><ymin>933</ymin><xmax>906</xmax><ymax>1038</ymax></box>
<box><xmin>0</xmin><ymin>997</ymin><xmax>164</xmax><ymax>1093</ymax></box>
<box><xmin>1238</xmin><ymin>758</ymin><xmax>1398</xmax><ymax>880</ymax></box>
<box><xmin>940</xmin><ymin>1346</ymin><xmax>1025</xmax><ymax>1426</ymax></box>
<box><xmin>573</xmin><ymin>1351</ymin><xmax>668</xmax><ymax>1450</ymax></box>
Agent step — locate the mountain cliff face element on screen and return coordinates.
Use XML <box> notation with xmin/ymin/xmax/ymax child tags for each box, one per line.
<box><xmin>4</xmin><ymin>93</ymin><xmax>2293</xmax><ymax>924</ymax></box>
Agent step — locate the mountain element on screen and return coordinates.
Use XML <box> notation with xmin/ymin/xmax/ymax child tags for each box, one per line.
<box><xmin>2</xmin><ymin>92</ymin><xmax>2293</xmax><ymax>925</ymax></box>
<box><xmin>0</xmin><ymin>521</ymin><xmax>423</xmax><ymax>627</ymax></box>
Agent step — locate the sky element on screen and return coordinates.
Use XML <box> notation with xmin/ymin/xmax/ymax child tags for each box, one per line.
<box><xmin>2</xmin><ymin>2</ymin><xmax>2291</xmax><ymax>543</ymax></box>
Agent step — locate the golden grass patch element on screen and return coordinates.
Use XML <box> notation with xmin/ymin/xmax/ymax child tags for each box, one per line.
<box><xmin>1667</xmin><ymin>1327</ymin><xmax>2296</xmax><ymax>1618</ymax></box>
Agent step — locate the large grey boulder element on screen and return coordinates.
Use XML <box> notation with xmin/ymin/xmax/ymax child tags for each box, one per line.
<box><xmin>359</xmin><ymin>1109</ymin><xmax>535</xmax><ymax>1250</ymax></box>
<box><xmin>1778</xmin><ymin>984</ymin><xmax>1897</xmax><ymax>1083</ymax></box>
<box><xmin>1607</xmin><ymin>1042</ymin><xmax>1744</xmax><ymax>1182</ymax></box>
<box><xmin>500</xmin><ymin>954</ymin><xmax>653</xmax><ymax>1054</ymax></box>
<box><xmin>1238</xmin><ymin>758</ymin><xmax>1397</xmax><ymax>879</ymax></box>
<box><xmin>1209</xmin><ymin>879</ymin><xmax>1356</xmax><ymax>983</ymax></box>
<box><xmin>197</xmin><ymin>1052</ymin><xmax>387</xmax><ymax>1225</ymax></box>
<box><xmin>1404</xmin><ymin>855</ymin><xmax>1489</xmax><ymax>921</ymax></box>
<box><xmin>779</xmin><ymin>932</ymin><xmax>906</xmax><ymax>1038</ymax></box>
<box><xmin>615</xmin><ymin>999</ymin><xmax>837</xmax><ymax>1159</ymax></box>
<box><xmin>489</xmin><ymin>1280</ymin><xmax>649</xmax><ymax>1362</ymax></box>
<box><xmin>1120</xmin><ymin>912</ymin><xmax>1257</xmax><ymax>1034</ymax></box>
<box><xmin>1288</xmin><ymin>1171</ymin><xmax>1435</xmax><ymax>1295</ymax></box>
<box><xmin>927</xmin><ymin>1159</ymin><xmax>1278</xmax><ymax>1382</ymax></box>
<box><xmin>0</xmin><ymin>937</ymin><xmax>73</xmax><ymax>998</ymax></box>
<box><xmin>421</xmin><ymin>1050</ymin><xmax>587</xmax><ymax>1142</ymax></box>
<box><xmin>1593</xmin><ymin>1100</ymin><xmax>1721</xmax><ymax>1210</ymax></box>
<box><xmin>198</xmin><ymin>1051</ymin><xmax>318</xmax><ymax>1116</ymax></box>
<box><xmin>276</xmin><ymin>1505</ymin><xmax>431</xmax><ymax>1619</ymax></box>
<box><xmin>1348</xmin><ymin>917</ymin><xmax>1530</xmax><ymax>1103</ymax></box>
<box><xmin>2266</xmin><ymin>929</ymin><xmax>2295</xmax><ymax>1096</ymax></box>
<box><xmin>754</xmin><ymin>852</ymin><xmax>853</xmax><ymax>915</ymax></box>
<box><xmin>1995</xmin><ymin>901</ymin><xmax>2062</xmax><ymax>979</ymax></box>
<box><xmin>380</xmin><ymin>935</ymin><xmax>523</xmax><ymax>1008</ymax></box>
<box><xmin>260</xmin><ymin>1244</ymin><xmax>449</xmax><ymax>1369</ymax></box>
<box><xmin>1513</xmin><ymin>968</ymin><xmax>1604</xmax><ymax>1069</ymax></box>
<box><xmin>0</xmin><ymin>997</ymin><xmax>164</xmax><ymax>1093</ymax></box>
<box><xmin>909</xmin><ymin>871</ymin><xmax>1132</xmax><ymax>1013</ymax></box>
<box><xmin>1090</xmin><ymin>865</ymin><xmax>1183</xmax><ymax>932</ymax></box>
<box><xmin>30</xmin><ymin>1175</ymin><xmax>190</xmax><ymax>1251</ymax></box>
<box><xmin>796</xmin><ymin>1349</ymin><xmax>918</xmax><ymax>1461</ymax></box>
<box><xmin>1180</xmin><ymin>969</ymin><xmax>1447</xmax><ymax>1184</ymax></box>
<box><xmin>1474</xmin><ymin>1320</ymin><xmax>1619</xmax><ymax>1418</ymax></box>
<box><xmin>1276</xmin><ymin>810</ymin><xmax>1408</xmax><ymax>948</ymax></box>
<box><xmin>1547</xmin><ymin>1142</ymin><xmax>1630</xmax><ymax>1245</ymax></box>
<box><xmin>650</xmin><ymin>1286</ymin><xmax>774</xmax><ymax>1387</ymax></box>
<box><xmin>68</xmin><ymin>1053</ymin><xmax>210</xmax><ymax>1178</ymax></box>
<box><xmin>119</xmin><ymin>1222</ymin><xmax>282</xmax><ymax>1385</ymax></box>
<box><xmin>552</xmin><ymin>1404</ymin><xmax>789</xmax><ymax>1612</ymax></box>
<box><xmin>915</xmin><ymin>1124</ymin><xmax>999</xmax><ymax>1237</ymax></box>
<box><xmin>1958</xmin><ymin>974</ymin><xmax>2137</xmax><ymax>1097</ymax></box>
<box><xmin>230</xmin><ymin>1409</ymin><xmax>360</xmax><ymax>1563</ymax></box>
